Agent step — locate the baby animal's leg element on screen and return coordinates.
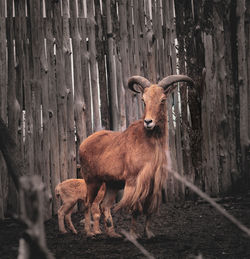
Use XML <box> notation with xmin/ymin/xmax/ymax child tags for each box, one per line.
<box><xmin>58</xmin><ymin>202</ymin><xmax>75</xmax><ymax>234</ymax></box>
<box><xmin>65</xmin><ymin>204</ymin><xmax>77</xmax><ymax>234</ymax></box>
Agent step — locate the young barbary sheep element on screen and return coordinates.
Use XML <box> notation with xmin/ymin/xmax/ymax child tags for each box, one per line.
<box><xmin>55</xmin><ymin>179</ymin><xmax>105</xmax><ymax>234</ymax></box>
<box><xmin>79</xmin><ymin>75</ymin><xmax>194</xmax><ymax>238</ymax></box>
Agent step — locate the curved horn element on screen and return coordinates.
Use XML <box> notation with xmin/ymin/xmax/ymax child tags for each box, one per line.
<box><xmin>158</xmin><ymin>75</ymin><xmax>194</xmax><ymax>93</ymax></box>
<box><xmin>128</xmin><ymin>76</ymin><xmax>151</xmax><ymax>93</ymax></box>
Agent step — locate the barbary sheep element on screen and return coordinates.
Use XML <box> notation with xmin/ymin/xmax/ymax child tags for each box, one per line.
<box><xmin>79</xmin><ymin>75</ymin><xmax>194</xmax><ymax>238</ymax></box>
<box><xmin>55</xmin><ymin>179</ymin><xmax>105</xmax><ymax>234</ymax></box>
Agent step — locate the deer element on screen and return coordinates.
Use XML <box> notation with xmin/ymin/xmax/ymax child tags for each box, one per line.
<box><xmin>79</xmin><ymin>75</ymin><xmax>194</xmax><ymax>238</ymax></box>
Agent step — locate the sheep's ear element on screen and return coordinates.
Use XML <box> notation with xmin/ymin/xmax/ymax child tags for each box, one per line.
<box><xmin>128</xmin><ymin>76</ymin><xmax>151</xmax><ymax>93</ymax></box>
<box><xmin>163</xmin><ymin>83</ymin><xmax>179</xmax><ymax>96</ymax></box>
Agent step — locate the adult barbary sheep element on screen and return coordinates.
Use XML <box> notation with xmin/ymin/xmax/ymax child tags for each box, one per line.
<box><xmin>79</xmin><ymin>75</ymin><xmax>194</xmax><ymax>238</ymax></box>
<box><xmin>55</xmin><ymin>179</ymin><xmax>105</xmax><ymax>234</ymax></box>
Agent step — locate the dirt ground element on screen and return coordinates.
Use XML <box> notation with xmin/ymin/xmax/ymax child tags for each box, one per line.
<box><xmin>1</xmin><ymin>193</ymin><xmax>250</xmax><ymax>259</ymax></box>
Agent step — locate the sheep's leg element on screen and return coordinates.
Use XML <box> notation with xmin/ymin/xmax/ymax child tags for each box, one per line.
<box><xmin>91</xmin><ymin>183</ymin><xmax>106</xmax><ymax>235</ymax></box>
<box><xmin>58</xmin><ymin>202</ymin><xmax>74</xmax><ymax>234</ymax></box>
<box><xmin>144</xmin><ymin>214</ymin><xmax>155</xmax><ymax>238</ymax></box>
<box><xmin>65</xmin><ymin>205</ymin><xmax>77</xmax><ymax>234</ymax></box>
<box><xmin>101</xmin><ymin>188</ymin><xmax>121</xmax><ymax>238</ymax></box>
<box><xmin>129</xmin><ymin>212</ymin><xmax>140</xmax><ymax>239</ymax></box>
<box><xmin>84</xmin><ymin>183</ymin><xmax>100</xmax><ymax>237</ymax></box>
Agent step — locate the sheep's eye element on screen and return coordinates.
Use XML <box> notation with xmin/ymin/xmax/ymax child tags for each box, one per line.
<box><xmin>141</xmin><ymin>98</ymin><xmax>146</xmax><ymax>108</ymax></box>
<box><xmin>161</xmin><ymin>99</ymin><xmax>166</xmax><ymax>104</ymax></box>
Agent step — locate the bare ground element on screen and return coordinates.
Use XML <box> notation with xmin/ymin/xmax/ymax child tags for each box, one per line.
<box><xmin>1</xmin><ymin>193</ymin><xmax>250</xmax><ymax>258</ymax></box>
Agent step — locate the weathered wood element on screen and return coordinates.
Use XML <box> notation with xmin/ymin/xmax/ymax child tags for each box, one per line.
<box><xmin>126</xmin><ymin>0</ymin><xmax>138</xmax><ymax>124</ymax></box>
<box><xmin>95</xmin><ymin>0</ymin><xmax>110</xmax><ymax>130</ymax></box>
<box><xmin>118</xmin><ymin>0</ymin><xmax>132</xmax><ymax>128</ymax></box>
<box><xmin>6</xmin><ymin>0</ymin><xmax>20</xmax><ymax>215</ymax></box>
<box><xmin>133</xmin><ymin>0</ymin><xmax>143</xmax><ymax>118</ymax></box>
<box><xmin>115</xmin><ymin>52</ymin><xmax>126</xmax><ymax>131</ymax></box>
<box><xmin>53</xmin><ymin>0</ymin><xmax>68</xmax><ymax>181</ymax></box>
<box><xmin>78</xmin><ymin>1</ymin><xmax>92</xmax><ymax>136</ymax></box>
<box><xmin>22</xmin><ymin>1</ymin><xmax>34</xmax><ymax>180</ymax></box>
<box><xmin>70</xmin><ymin>0</ymin><xmax>87</xmax><ymax>163</ymax></box>
<box><xmin>0</xmin><ymin>117</ymin><xmax>25</xmax><ymax>190</ymax></box>
<box><xmin>236</xmin><ymin>0</ymin><xmax>250</xmax><ymax>177</ymax></box>
<box><xmin>246</xmin><ymin>1</ymin><xmax>250</xmax><ymax>188</ymax></box>
<box><xmin>0</xmin><ymin>0</ymin><xmax>7</xmax><ymax>122</ymax></box>
<box><xmin>18</xmin><ymin>175</ymin><xmax>54</xmax><ymax>259</ymax></box>
<box><xmin>175</xmin><ymin>0</ymin><xmax>195</xmax><ymax>196</ymax></box>
<box><xmin>36</xmin><ymin>0</ymin><xmax>51</xmax><ymax>219</ymax></box>
<box><xmin>45</xmin><ymin>0</ymin><xmax>61</xmax><ymax>214</ymax></box>
<box><xmin>28</xmin><ymin>0</ymin><xmax>43</xmax><ymax>181</ymax></box>
<box><xmin>106</xmin><ymin>0</ymin><xmax>119</xmax><ymax>130</ymax></box>
<box><xmin>201</xmin><ymin>1</ymin><xmax>240</xmax><ymax>194</ymax></box>
<box><xmin>0</xmin><ymin>0</ymin><xmax>7</xmax><ymax>219</ymax></box>
<box><xmin>87</xmin><ymin>0</ymin><xmax>101</xmax><ymax>132</ymax></box>
<box><xmin>62</xmin><ymin>0</ymin><xmax>76</xmax><ymax>180</ymax></box>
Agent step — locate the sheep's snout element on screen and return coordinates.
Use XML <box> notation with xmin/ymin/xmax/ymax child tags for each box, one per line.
<box><xmin>144</xmin><ymin>118</ymin><xmax>155</xmax><ymax>130</ymax></box>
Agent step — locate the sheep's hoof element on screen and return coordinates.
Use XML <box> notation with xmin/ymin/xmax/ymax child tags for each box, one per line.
<box><xmin>107</xmin><ymin>231</ymin><xmax>122</xmax><ymax>238</ymax></box>
<box><xmin>129</xmin><ymin>230</ymin><xmax>140</xmax><ymax>240</ymax></box>
<box><xmin>93</xmin><ymin>229</ymin><xmax>102</xmax><ymax>235</ymax></box>
<box><xmin>145</xmin><ymin>229</ymin><xmax>155</xmax><ymax>239</ymax></box>
<box><xmin>72</xmin><ymin>230</ymin><xmax>78</xmax><ymax>235</ymax></box>
<box><xmin>86</xmin><ymin>231</ymin><xmax>95</xmax><ymax>237</ymax></box>
<box><xmin>59</xmin><ymin>230</ymin><xmax>68</xmax><ymax>234</ymax></box>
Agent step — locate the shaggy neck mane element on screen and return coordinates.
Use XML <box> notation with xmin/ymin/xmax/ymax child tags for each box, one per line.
<box><xmin>115</xmin><ymin>109</ymin><xmax>169</xmax><ymax>215</ymax></box>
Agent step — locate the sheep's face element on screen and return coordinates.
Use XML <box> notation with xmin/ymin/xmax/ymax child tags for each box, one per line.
<box><xmin>142</xmin><ymin>85</ymin><xmax>166</xmax><ymax>130</ymax></box>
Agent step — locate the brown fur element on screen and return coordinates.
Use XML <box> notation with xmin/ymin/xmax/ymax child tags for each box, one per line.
<box><xmin>79</xmin><ymin>84</ymin><xmax>170</xmax><ymax>237</ymax></box>
<box><xmin>79</xmin><ymin>76</ymin><xmax>193</xmax><ymax>238</ymax></box>
<box><xmin>55</xmin><ymin>179</ymin><xmax>105</xmax><ymax>234</ymax></box>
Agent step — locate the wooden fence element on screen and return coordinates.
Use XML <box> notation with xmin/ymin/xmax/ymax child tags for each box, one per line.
<box><xmin>1</xmin><ymin>0</ymin><xmax>249</xmax><ymax>220</ymax></box>
<box><xmin>0</xmin><ymin>0</ymin><xmax>186</xmax><ymax>219</ymax></box>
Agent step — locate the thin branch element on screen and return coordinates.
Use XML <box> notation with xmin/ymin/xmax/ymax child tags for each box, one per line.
<box><xmin>121</xmin><ymin>230</ymin><xmax>155</xmax><ymax>259</ymax></box>
<box><xmin>168</xmin><ymin>168</ymin><xmax>250</xmax><ymax>237</ymax></box>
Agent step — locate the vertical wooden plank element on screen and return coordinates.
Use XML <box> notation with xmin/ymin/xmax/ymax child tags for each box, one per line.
<box><xmin>202</xmin><ymin>33</ymin><xmax>219</xmax><ymax>195</ymax></box>
<box><xmin>105</xmin><ymin>0</ymin><xmax>119</xmax><ymax>130</ymax></box>
<box><xmin>6</xmin><ymin>0</ymin><xmax>20</xmax><ymax>215</ymax></box>
<box><xmin>151</xmin><ymin>0</ymin><xmax>160</xmax><ymax>81</ymax></box>
<box><xmin>175</xmin><ymin>0</ymin><xmax>195</xmax><ymax>196</ymax></box>
<box><xmin>87</xmin><ymin>0</ymin><xmax>101</xmax><ymax>131</ymax></box>
<box><xmin>118</xmin><ymin>0</ymin><xmax>133</xmax><ymax>128</ymax></box>
<box><xmin>70</xmin><ymin>0</ymin><xmax>87</xmax><ymax>165</ymax></box>
<box><xmin>0</xmin><ymin>0</ymin><xmax>7</xmax><ymax>122</ymax></box>
<box><xmin>126</xmin><ymin>0</ymin><xmax>138</xmax><ymax>124</ymax></box>
<box><xmin>45</xmin><ymin>0</ymin><xmax>61</xmax><ymax>214</ymax></box>
<box><xmin>53</xmin><ymin>0</ymin><xmax>68</xmax><ymax>182</ymax></box>
<box><xmin>28</xmin><ymin>0</ymin><xmax>43</xmax><ymax>180</ymax></box>
<box><xmin>133</xmin><ymin>0</ymin><xmax>143</xmax><ymax>118</ymax></box>
<box><xmin>95</xmin><ymin>0</ymin><xmax>110</xmax><ymax>130</ymax></box>
<box><xmin>78</xmin><ymin>0</ymin><xmax>92</xmax><ymax>136</ymax></box>
<box><xmin>62</xmin><ymin>0</ymin><xmax>76</xmax><ymax>180</ymax></box>
<box><xmin>115</xmin><ymin>51</ymin><xmax>126</xmax><ymax>131</ymax></box>
<box><xmin>0</xmin><ymin>0</ymin><xmax>7</xmax><ymax>219</ymax></box>
<box><xmin>145</xmin><ymin>0</ymin><xmax>156</xmax><ymax>82</ymax></box>
<box><xmin>113</xmin><ymin>0</ymin><xmax>127</xmax><ymax>131</ymax></box>
<box><xmin>117</xmin><ymin>0</ymin><xmax>130</xmax><ymax>130</ymax></box>
<box><xmin>38</xmin><ymin>0</ymin><xmax>52</xmax><ymax>219</ymax></box>
<box><xmin>22</xmin><ymin>0</ymin><xmax>34</xmax><ymax>180</ymax></box>
<box><xmin>236</xmin><ymin>0</ymin><xmax>250</xmax><ymax>177</ymax></box>
<box><xmin>137</xmin><ymin>0</ymin><xmax>147</xmax><ymax>77</ymax></box>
